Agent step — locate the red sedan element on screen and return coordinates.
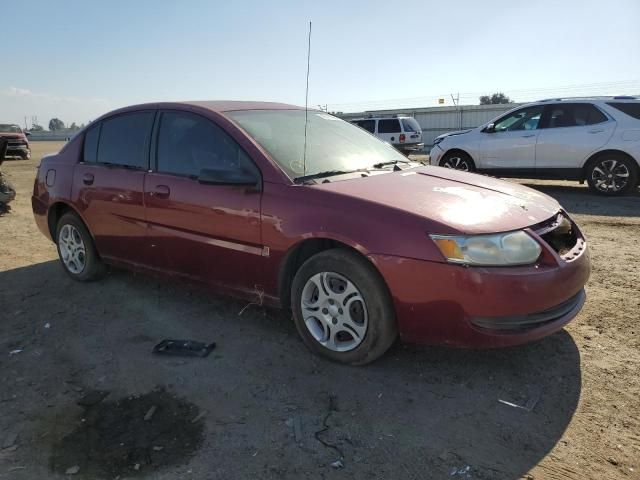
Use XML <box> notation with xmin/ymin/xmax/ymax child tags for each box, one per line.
<box><xmin>32</xmin><ymin>101</ymin><xmax>590</xmax><ymax>364</ymax></box>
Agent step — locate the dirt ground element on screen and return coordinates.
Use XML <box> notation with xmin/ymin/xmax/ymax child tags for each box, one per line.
<box><xmin>1</xmin><ymin>142</ymin><xmax>639</xmax><ymax>479</ymax></box>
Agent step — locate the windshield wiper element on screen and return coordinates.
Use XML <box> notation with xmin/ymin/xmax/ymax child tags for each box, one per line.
<box><xmin>294</xmin><ymin>169</ymin><xmax>369</xmax><ymax>184</ymax></box>
<box><xmin>372</xmin><ymin>159</ymin><xmax>411</xmax><ymax>169</ymax></box>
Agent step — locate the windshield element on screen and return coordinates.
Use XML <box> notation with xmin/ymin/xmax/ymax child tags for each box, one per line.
<box><xmin>0</xmin><ymin>124</ymin><xmax>22</xmax><ymax>133</ymax></box>
<box><xmin>226</xmin><ymin>110</ymin><xmax>402</xmax><ymax>179</ymax></box>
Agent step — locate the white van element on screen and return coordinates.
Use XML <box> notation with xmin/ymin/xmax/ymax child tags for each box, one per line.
<box><xmin>350</xmin><ymin>116</ymin><xmax>424</xmax><ymax>155</ymax></box>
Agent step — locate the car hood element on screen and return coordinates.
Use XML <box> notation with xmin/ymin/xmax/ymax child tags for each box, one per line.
<box><xmin>313</xmin><ymin>166</ymin><xmax>560</xmax><ymax>234</ymax></box>
<box><xmin>435</xmin><ymin>129</ymin><xmax>473</xmax><ymax>141</ymax></box>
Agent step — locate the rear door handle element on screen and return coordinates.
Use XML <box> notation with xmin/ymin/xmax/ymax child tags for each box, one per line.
<box><xmin>150</xmin><ymin>185</ymin><xmax>170</xmax><ymax>199</ymax></box>
<box><xmin>82</xmin><ymin>173</ymin><xmax>94</xmax><ymax>185</ymax></box>
<box><xmin>521</xmin><ymin>134</ymin><xmax>536</xmax><ymax>138</ymax></box>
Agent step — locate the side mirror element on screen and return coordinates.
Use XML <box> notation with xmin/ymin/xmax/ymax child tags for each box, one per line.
<box><xmin>484</xmin><ymin>123</ymin><xmax>495</xmax><ymax>133</ymax></box>
<box><xmin>197</xmin><ymin>168</ymin><xmax>260</xmax><ymax>189</ymax></box>
<box><xmin>25</xmin><ymin>131</ymin><xmax>31</xmax><ymax>137</ymax></box>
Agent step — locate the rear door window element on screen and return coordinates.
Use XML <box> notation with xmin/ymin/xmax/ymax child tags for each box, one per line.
<box><xmin>355</xmin><ymin>120</ymin><xmax>375</xmax><ymax>133</ymax></box>
<box><xmin>155</xmin><ymin>111</ymin><xmax>258</xmax><ymax>178</ymax></box>
<box><xmin>541</xmin><ymin>103</ymin><xmax>607</xmax><ymax>128</ymax></box>
<box><xmin>97</xmin><ymin>112</ymin><xmax>155</xmax><ymax>169</ymax></box>
<box><xmin>377</xmin><ymin>119</ymin><xmax>401</xmax><ymax>134</ymax></box>
<box><xmin>606</xmin><ymin>102</ymin><xmax>640</xmax><ymax>120</ymax></box>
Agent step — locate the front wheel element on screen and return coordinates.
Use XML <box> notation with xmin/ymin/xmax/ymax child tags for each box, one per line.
<box><xmin>291</xmin><ymin>249</ymin><xmax>397</xmax><ymax>365</ymax></box>
<box><xmin>586</xmin><ymin>154</ymin><xmax>638</xmax><ymax>195</ymax></box>
<box><xmin>439</xmin><ymin>151</ymin><xmax>474</xmax><ymax>172</ymax></box>
<box><xmin>56</xmin><ymin>212</ymin><xmax>105</xmax><ymax>281</ymax></box>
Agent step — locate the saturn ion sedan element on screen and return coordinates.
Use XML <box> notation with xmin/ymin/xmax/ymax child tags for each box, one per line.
<box><xmin>32</xmin><ymin>101</ymin><xmax>590</xmax><ymax>364</ymax></box>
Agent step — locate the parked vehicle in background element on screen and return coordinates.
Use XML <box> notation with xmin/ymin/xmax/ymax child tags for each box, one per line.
<box><xmin>429</xmin><ymin>97</ymin><xmax>640</xmax><ymax>195</ymax></box>
<box><xmin>0</xmin><ymin>124</ymin><xmax>31</xmax><ymax>160</ymax></box>
<box><xmin>351</xmin><ymin>115</ymin><xmax>424</xmax><ymax>155</ymax></box>
<box><xmin>0</xmin><ymin>138</ymin><xmax>17</xmax><ymax>208</ymax></box>
<box><xmin>33</xmin><ymin>101</ymin><xmax>589</xmax><ymax>365</ymax></box>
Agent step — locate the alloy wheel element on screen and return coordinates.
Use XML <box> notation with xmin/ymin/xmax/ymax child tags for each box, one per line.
<box><xmin>591</xmin><ymin>159</ymin><xmax>630</xmax><ymax>193</ymax></box>
<box><xmin>442</xmin><ymin>156</ymin><xmax>470</xmax><ymax>171</ymax></box>
<box><xmin>300</xmin><ymin>272</ymin><xmax>368</xmax><ymax>352</ymax></box>
<box><xmin>58</xmin><ymin>224</ymin><xmax>87</xmax><ymax>274</ymax></box>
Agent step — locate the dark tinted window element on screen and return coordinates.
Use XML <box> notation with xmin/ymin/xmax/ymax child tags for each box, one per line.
<box><xmin>377</xmin><ymin>119</ymin><xmax>401</xmax><ymax>133</ymax></box>
<box><xmin>83</xmin><ymin>125</ymin><xmax>100</xmax><ymax>163</ymax></box>
<box><xmin>494</xmin><ymin>106</ymin><xmax>543</xmax><ymax>131</ymax></box>
<box><xmin>156</xmin><ymin>111</ymin><xmax>257</xmax><ymax>178</ymax></box>
<box><xmin>97</xmin><ymin>112</ymin><xmax>154</xmax><ymax>168</ymax></box>
<box><xmin>607</xmin><ymin>102</ymin><xmax>640</xmax><ymax>120</ymax></box>
<box><xmin>355</xmin><ymin>120</ymin><xmax>375</xmax><ymax>133</ymax></box>
<box><xmin>543</xmin><ymin>103</ymin><xmax>607</xmax><ymax>128</ymax></box>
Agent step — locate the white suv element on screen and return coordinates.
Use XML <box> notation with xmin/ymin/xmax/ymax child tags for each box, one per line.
<box><xmin>351</xmin><ymin>116</ymin><xmax>424</xmax><ymax>155</ymax></box>
<box><xmin>429</xmin><ymin>97</ymin><xmax>640</xmax><ymax>195</ymax></box>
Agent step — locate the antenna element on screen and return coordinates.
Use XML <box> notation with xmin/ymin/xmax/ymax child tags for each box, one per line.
<box><xmin>303</xmin><ymin>21</ymin><xmax>312</xmax><ymax>176</ymax></box>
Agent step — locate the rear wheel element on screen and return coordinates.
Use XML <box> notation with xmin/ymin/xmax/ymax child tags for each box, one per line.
<box><xmin>56</xmin><ymin>212</ymin><xmax>105</xmax><ymax>281</ymax></box>
<box><xmin>586</xmin><ymin>154</ymin><xmax>638</xmax><ymax>195</ymax></box>
<box><xmin>439</xmin><ymin>151</ymin><xmax>474</xmax><ymax>172</ymax></box>
<box><xmin>291</xmin><ymin>249</ymin><xmax>397</xmax><ymax>365</ymax></box>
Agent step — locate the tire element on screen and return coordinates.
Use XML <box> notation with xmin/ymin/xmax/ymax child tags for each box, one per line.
<box><xmin>56</xmin><ymin>212</ymin><xmax>105</xmax><ymax>281</ymax></box>
<box><xmin>439</xmin><ymin>151</ymin><xmax>474</xmax><ymax>172</ymax></box>
<box><xmin>20</xmin><ymin>152</ymin><xmax>30</xmax><ymax>160</ymax></box>
<box><xmin>291</xmin><ymin>249</ymin><xmax>397</xmax><ymax>365</ymax></box>
<box><xmin>586</xmin><ymin>153</ymin><xmax>638</xmax><ymax>196</ymax></box>
<box><xmin>0</xmin><ymin>176</ymin><xmax>16</xmax><ymax>204</ymax></box>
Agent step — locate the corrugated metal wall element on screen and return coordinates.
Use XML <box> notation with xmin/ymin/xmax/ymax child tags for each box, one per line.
<box><xmin>339</xmin><ymin>103</ymin><xmax>522</xmax><ymax>149</ymax></box>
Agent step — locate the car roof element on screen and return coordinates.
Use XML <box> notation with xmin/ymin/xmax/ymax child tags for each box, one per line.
<box><xmin>105</xmin><ymin>100</ymin><xmax>305</xmax><ymax>116</ymax></box>
<box><xmin>186</xmin><ymin>100</ymin><xmax>305</xmax><ymax>112</ymax></box>
<box><xmin>350</xmin><ymin>115</ymin><xmax>413</xmax><ymax>121</ymax></box>
<box><xmin>535</xmin><ymin>96</ymin><xmax>639</xmax><ymax>103</ymax></box>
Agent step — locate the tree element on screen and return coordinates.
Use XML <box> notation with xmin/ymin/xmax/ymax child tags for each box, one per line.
<box><xmin>48</xmin><ymin>118</ymin><xmax>65</xmax><ymax>131</ymax></box>
<box><xmin>479</xmin><ymin>92</ymin><xmax>512</xmax><ymax>105</ymax></box>
<box><xmin>30</xmin><ymin>124</ymin><xmax>44</xmax><ymax>132</ymax></box>
<box><xmin>69</xmin><ymin>122</ymin><xmax>79</xmax><ymax>130</ymax></box>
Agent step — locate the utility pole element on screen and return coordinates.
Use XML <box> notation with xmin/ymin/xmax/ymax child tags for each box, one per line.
<box><xmin>451</xmin><ymin>93</ymin><xmax>462</xmax><ymax>129</ymax></box>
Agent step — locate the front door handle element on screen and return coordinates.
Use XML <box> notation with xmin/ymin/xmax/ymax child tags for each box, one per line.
<box><xmin>521</xmin><ymin>134</ymin><xmax>536</xmax><ymax>138</ymax></box>
<box><xmin>588</xmin><ymin>129</ymin><xmax>605</xmax><ymax>134</ymax></box>
<box><xmin>82</xmin><ymin>173</ymin><xmax>94</xmax><ymax>185</ymax></box>
<box><xmin>150</xmin><ymin>185</ymin><xmax>170</xmax><ymax>199</ymax></box>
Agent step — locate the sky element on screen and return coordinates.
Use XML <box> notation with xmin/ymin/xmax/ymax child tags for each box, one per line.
<box><xmin>2</xmin><ymin>0</ymin><xmax>639</xmax><ymax>127</ymax></box>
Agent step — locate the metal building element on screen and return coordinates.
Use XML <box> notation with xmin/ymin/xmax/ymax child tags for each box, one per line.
<box><xmin>339</xmin><ymin>103</ymin><xmax>522</xmax><ymax>149</ymax></box>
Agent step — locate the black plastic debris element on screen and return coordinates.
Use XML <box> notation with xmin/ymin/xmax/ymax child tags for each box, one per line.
<box><xmin>152</xmin><ymin>340</ymin><xmax>215</xmax><ymax>358</ymax></box>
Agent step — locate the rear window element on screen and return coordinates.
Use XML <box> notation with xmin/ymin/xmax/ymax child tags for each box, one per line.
<box><xmin>377</xmin><ymin>119</ymin><xmax>401</xmax><ymax>134</ymax></box>
<box><xmin>97</xmin><ymin>112</ymin><xmax>154</xmax><ymax>169</ymax></box>
<box><xmin>607</xmin><ymin>102</ymin><xmax>640</xmax><ymax>120</ymax></box>
<box><xmin>401</xmin><ymin>118</ymin><xmax>421</xmax><ymax>133</ymax></box>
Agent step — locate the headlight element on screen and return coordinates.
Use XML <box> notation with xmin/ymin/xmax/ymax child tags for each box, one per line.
<box><xmin>430</xmin><ymin>231</ymin><xmax>542</xmax><ymax>266</ymax></box>
<box><xmin>433</xmin><ymin>136</ymin><xmax>445</xmax><ymax>146</ymax></box>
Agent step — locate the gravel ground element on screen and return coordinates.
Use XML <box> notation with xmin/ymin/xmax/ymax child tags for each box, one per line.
<box><xmin>0</xmin><ymin>142</ymin><xmax>638</xmax><ymax>479</ymax></box>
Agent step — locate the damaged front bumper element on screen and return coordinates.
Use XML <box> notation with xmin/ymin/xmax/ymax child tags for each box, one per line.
<box><xmin>368</xmin><ymin>238</ymin><xmax>590</xmax><ymax>348</ymax></box>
